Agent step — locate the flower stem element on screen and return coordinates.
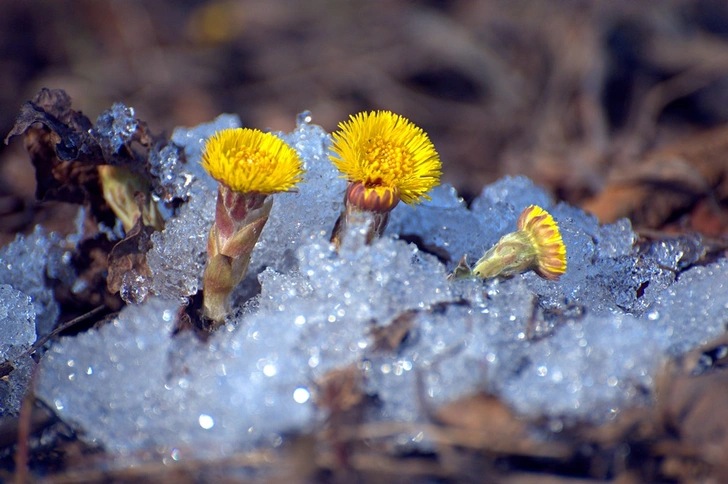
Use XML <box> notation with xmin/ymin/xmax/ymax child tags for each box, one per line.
<box><xmin>203</xmin><ymin>184</ymin><xmax>272</xmax><ymax>326</ymax></box>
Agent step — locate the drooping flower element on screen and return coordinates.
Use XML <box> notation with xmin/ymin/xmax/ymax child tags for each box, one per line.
<box><xmin>200</xmin><ymin>127</ymin><xmax>304</xmax><ymax>326</ymax></box>
<box><xmin>201</xmin><ymin>128</ymin><xmax>304</xmax><ymax>194</ymax></box>
<box><xmin>470</xmin><ymin>205</ymin><xmax>567</xmax><ymax>281</ymax></box>
<box><xmin>516</xmin><ymin>205</ymin><xmax>567</xmax><ymax>280</ymax></box>
<box><xmin>329</xmin><ymin>111</ymin><xmax>441</xmax><ymax>248</ymax></box>
<box><xmin>329</xmin><ymin>111</ymin><xmax>441</xmax><ymax>211</ymax></box>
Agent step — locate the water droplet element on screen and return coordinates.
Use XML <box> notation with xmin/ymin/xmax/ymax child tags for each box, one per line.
<box><xmin>263</xmin><ymin>364</ymin><xmax>277</xmax><ymax>377</ymax></box>
<box><xmin>198</xmin><ymin>414</ymin><xmax>214</xmax><ymax>430</ymax></box>
<box><xmin>296</xmin><ymin>111</ymin><xmax>313</xmax><ymax>127</ymax></box>
<box><xmin>293</xmin><ymin>387</ymin><xmax>310</xmax><ymax>404</ymax></box>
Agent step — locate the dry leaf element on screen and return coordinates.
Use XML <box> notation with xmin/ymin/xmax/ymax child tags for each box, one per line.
<box><xmin>370</xmin><ymin>310</ymin><xmax>416</xmax><ymax>352</ymax></box>
<box><xmin>315</xmin><ymin>366</ymin><xmax>365</xmax><ymax>415</ymax></box>
<box><xmin>106</xmin><ymin>196</ymin><xmax>154</xmax><ymax>304</ymax></box>
<box><xmin>584</xmin><ymin>126</ymin><xmax>728</xmax><ymax>233</ymax></box>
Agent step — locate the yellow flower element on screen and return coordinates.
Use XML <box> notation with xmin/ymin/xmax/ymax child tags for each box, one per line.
<box><xmin>470</xmin><ymin>205</ymin><xmax>566</xmax><ymax>281</ymax></box>
<box><xmin>201</xmin><ymin>128</ymin><xmax>305</xmax><ymax>194</ymax></box>
<box><xmin>517</xmin><ymin>205</ymin><xmax>567</xmax><ymax>280</ymax></box>
<box><xmin>329</xmin><ymin>111</ymin><xmax>441</xmax><ymax>208</ymax></box>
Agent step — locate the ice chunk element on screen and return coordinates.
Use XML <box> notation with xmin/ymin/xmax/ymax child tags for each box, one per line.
<box><xmin>148</xmin><ymin>142</ymin><xmax>190</xmax><ymax>202</ymax></box>
<box><xmin>37</xmin><ymin>298</ymin><xmax>181</xmax><ymax>452</ymax></box>
<box><xmin>471</xmin><ymin>175</ymin><xmax>554</xmax><ymax>218</ymax></box>
<box><xmin>500</xmin><ymin>312</ymin><xmax>661</xmax><ymax>421</ymax></box>
<box><xmin>0</xmin><ymin>355</ymin><xmax>35</xmax><ymax>417</ymax></box>
<box><xmin>387</xmin><ymin>178</ymin><xmax>554</xmax><ymax>272</ymax></box>
<box><xmin>642</xmin><ymin>233</ymin><xmax>705</xmax><ymax>272</ymax></box>
<box><xmin>649</xmin><ymin>259</ymin><xmax>728</xmax><ymax>355</ymax></box>
<box><xmin>146</xmin><ymin>115</ymin><xmax>242</xmax><ymax>302</ymax></box>
<box><xmin>0</xmin><ymin>227</ymin><xmax>60</xmax><ymax>337</ymax></box>
<box><xmin>248</xmin><ymin>113</ymin><xmax>345</xmax><ymax>274</ymax></box>
<box><xmin>149</xmin><ymin>113</ymin><xmax>242</xmax><ymax>204</ymax></box>
<box><xmin>147</xmin><ymin>183</ymin><xmax>215</xmax><ymax>301</ymax></box>
<box><xmin>0</xmin><ymin>285</ymin><xmax>36</xmax><ymax>360</ymax></box>
<box><xmin>93</xmin><ymin>103</ymin><xmax>138</xmax><ymax>157</ymax></box>
<box><xmin>0</xmin><ymin>285</ymin><xmax>37</xmax><ymax>417</ymax></box>
<box><xmin>387</xmin><ymin>184</ymin><xmax>489</xmax><ymax>271</ymax></box>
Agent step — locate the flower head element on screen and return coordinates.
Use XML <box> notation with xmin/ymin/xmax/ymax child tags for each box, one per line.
<box><xmin>517</xmin><ymin>205</ymin><xmax>567</xmax><ymax>280</ymax></box>
<box><xmin>329</xmin><ymin>111</ymin><xmax>441</xmax><ymax>209</ymax></box>
<box><xmin>201</xmin><ymin>128</ymin><xmax>304</xmax><ymax>194</ymax></box>
<box><xmin>470</xmin><ymin>205</ymin><xmax>566</xmax><ymax>281</ymax></box>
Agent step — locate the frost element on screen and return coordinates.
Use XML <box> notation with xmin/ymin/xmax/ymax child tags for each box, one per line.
<box><xmin>0</xmin><ymin>285</ymin><xmax>36</xmax><ymax>416</ymax></box>
<box><xmin>0</xmin><ymin>220</ymin><xmax>81</xmax><ymax>337</ymax></box>
<box><xmin>93</xmin><ymin>102</ymin><xmax>138</xmax><ymax>157</ymax></box>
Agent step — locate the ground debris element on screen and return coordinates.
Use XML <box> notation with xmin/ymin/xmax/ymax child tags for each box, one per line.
<box><xmin>585</xmin><ymin>126</ymin><xmax>728</xmax><ymax>236</ymax></box>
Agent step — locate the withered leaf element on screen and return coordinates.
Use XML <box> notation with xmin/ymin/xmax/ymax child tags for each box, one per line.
<box><xmin>436</xmin><ymin>393</ymin><xmax>527</xmax><ymax>440</ymax></box>
<box><xmin>370</xmin><ymin>310</ymin><xmax>416</xmax><ymax>352</ymax></box>
<box><xmin>106</xmin><ymin>199</ymin><xmax>154</xmax><ymax>303</ymax></box>
<box><xmin>315</xmin><ymin>366</ymin><xmax>365</xmax><ymax>414</ymax></box>
<box><xmin>5</xmin><ymin>88</ymin><xmax>101</xmax><ymax>163</ymax></box>
<box><xmin>655</xmin><ymin>365</ymin><xmax>728</xmax><ymax>481</ymax></box>
<box><xmin>584</xmin><ymin>126</ymin><xmax>728</xmax><ymax>233</ymax></box>
<box><xmin>5</xmin><ymin>89</ymin><xmax>107</xmax><ymax>208</ymax></box>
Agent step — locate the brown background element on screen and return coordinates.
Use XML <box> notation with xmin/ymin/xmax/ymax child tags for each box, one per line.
<box><xmin>3</xmin><ymin>0</ymin><xmax>728</xmax><ymax>240</ymax></box>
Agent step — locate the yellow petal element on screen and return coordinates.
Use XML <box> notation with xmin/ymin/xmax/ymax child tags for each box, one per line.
<box><xmin>517</xmin><ymin>205</ymin><xmax>567</xmax><ymax>280</ymax></box>
<box><xmin>201</xmin><ymin>128</ymin><xmax>305</xmax><ymax>194</ymax></box>
<box><xmin>329</xmin><ymin>111</ymin><xmax>441</xmax><ymax>205</ymax></box>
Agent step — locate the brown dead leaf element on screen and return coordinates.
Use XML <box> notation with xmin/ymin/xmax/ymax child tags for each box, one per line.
<box><xmin>4</xmin><ymin>88</ymin><xmax>101</xmax><ymax>163</ymax></box>
<box><xmin>5</xmin><ymin>89</ymin><xmax>112</xmax><ymax>233</ymax></box>
<box><xmin>655</xmin><ymin>367</ymin><xmax>728</xmax><ymax>481</ymax></box>
<box><xmin>584</xmin><ymin>126</ymin><xmax>728</xmax><ymax>233</ymax></box>
<box><xmin>370</xmin><ymin>310</ymin><xmax>416</xmax><ymax>352</ymax></box>
<box><xmin>315</xmin><ymin>366</ymin><xmax>365</xmax><ymax>415</ymax></box>
<box><xmin>106</xmin><ymin>195</ymin><xmax>155</xmax><ymax>304</ymax></box>
<box><xmin>436</xmin><ymin>393</ymin><xmax>528</xmax><ymax>443</ymax></box>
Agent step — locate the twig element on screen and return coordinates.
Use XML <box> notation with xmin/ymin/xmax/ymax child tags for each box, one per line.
<box><xmin>24</xmin><ymin>305</ymin><xmax>107</xmax><ymax>358</ymax></box>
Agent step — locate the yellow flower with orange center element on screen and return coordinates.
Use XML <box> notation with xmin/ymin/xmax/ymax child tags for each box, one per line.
<box><xmin>201</xmin><ymin>128</ymin><xmax>304</xmax><ymax>194</ymax></box>
<box><xmin>329</xmin><ymin>111</ymin><xmax>441</xmax><ymax>209</ymax></box>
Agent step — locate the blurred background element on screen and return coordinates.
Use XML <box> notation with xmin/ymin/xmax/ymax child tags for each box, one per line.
<box><xmin>3</xmin><ymin>0</ymin><xmax>728</xmax><ymax>242</ymax></box>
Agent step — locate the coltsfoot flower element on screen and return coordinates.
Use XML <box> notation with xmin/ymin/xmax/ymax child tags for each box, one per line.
<box><xmin>329</xmin><ymin>111</ymin><xmax>441</xmax><ymax>247</ymax></box>
<box><xmin>201</xmin><ymin>128</ymin><xmax>304</xmax><ymax>194</ymax></box>
<box><xmin>201</xmin><ymin>128</ymin><xmax>304</xmax><ymax>325</ymax></box>
<box><xmin>470</xmin><ymin>205</ymin><xmax>567</xmax><ymax>281</ymax></box>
